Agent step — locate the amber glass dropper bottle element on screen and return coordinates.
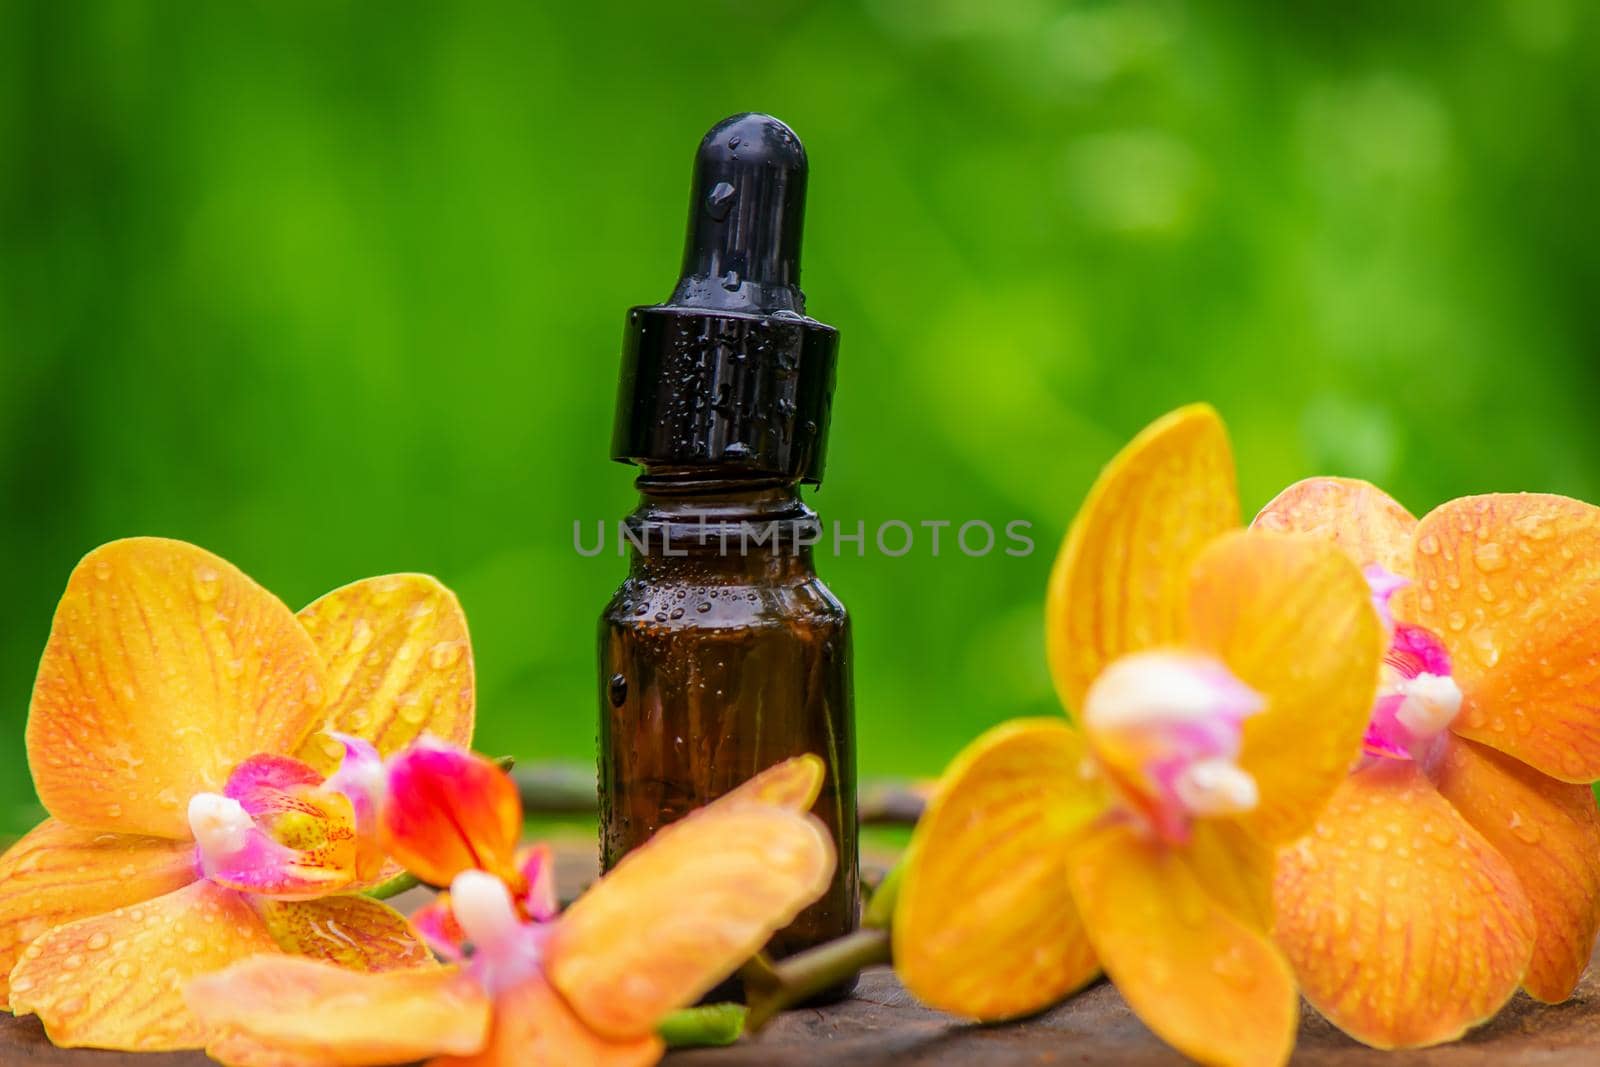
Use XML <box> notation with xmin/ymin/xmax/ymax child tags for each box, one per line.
<box><xmin>599</xmin><ymin>113</ymin><xmax>859</xmax><ymax>984</ymax></box>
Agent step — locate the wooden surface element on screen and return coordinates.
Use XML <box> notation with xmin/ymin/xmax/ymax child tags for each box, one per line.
<box><xmin>5</xmin><ymin>837</ymin><xmax>1599</xmax><ymax>1065</ymax></box>
<box><xmin>7</xmin><ymin>948</ymin><xmax>1600</xmax><ymax>1066</ymax></box>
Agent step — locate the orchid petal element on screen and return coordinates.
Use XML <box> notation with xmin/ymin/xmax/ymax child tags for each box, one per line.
<box><xmin>188</xmin><ymin>956</ymin><xmax>490</xmax><ymax>1067</ymax></box>
<box><xmin>1066</xmin><ymin>821</ymin><xmax>1297</xmax><ymax>1067</ymax></box>
<box><xmin>718</xmin><ymin>753</ymin><xmax>826</xmax><ymax>811</ymax></box>
<box><xmin>381</xmin><ymin>742</ymin><xmax>522</xmax><ymax>888</ymax></box>
<box><xmin>412</xmin><ymin>894</ymin><xmax>469</xmax><ymax>962</ymax></box>
<box><xmin>8</xmin><ymin>879</ymin><xmax>281</xmax><ymax>1051</ymax></box>
<box><xmin>1274</xmin><ymin>760</ymin><xmax>1535</xmax><ymax>1049</ymax></box>
<box><xmin>893</xmin><ymin>719</ymin><xmax>1103</xmax><ymax>1020</ymax></box>
<box><xmin>295</xmin><ymin>574</ymin><xmax>475</xmax><ymax>771</ymax></box>
<box><xmin>321</xmin><ymin>734</ymin><xmax>390</xmax><ymax>886</ymax></box>
<box><xmin>432</xmin><ymin>973</ymin><xmax>662</xmax><ymax>1067</ymax></box>
<box><xmin>0</xmin><ymin>819</ymin><xmax>197</xmax><ymax>1007</ymax></box>
<box><xmin>26</xmin><ymin>538</ymin><xmax>326</xmax><ymax>838</ymax></box>
<box><xmin>1252</xmin><ymin>477</ymin><xmax>1417</xmax><ymax>578</ymax></box>
<box><xmin>1409</xmin><ymin>494</ymin><xmax>1600</xmax><ymax>781</ymax></box>
<box><xmin>255</xmin><ymin>894</ymin><xmax>433</xmax><ymax>973</ymax></box>
<box><xmin>1433</xmin><ymin>736</ymin><xmax>1600</xmax><ymax>1003</ymax></box>
<box><xmin>1183</xmin><ymin>819</ymin><xmax>1275</xmax><ymax>932</ymax></box>
<box><xmin>1046</xmin><ymin>404</ymin><xmax>1239</xmax><ymax>714</ymax></box>
<box><xmin>516</xmin><ymin>844</ymin><xmax>560</xmax><ymax>923</ymax></box>
<box><xmin>1185</xmin><ymin>530</ymin><xmax>1383</xmax><ymax>843</ymax></box>
<box><xmin>545</xmin><ymin>803</ymin><xmax>834</xmax><ymax>1041</ymax></box>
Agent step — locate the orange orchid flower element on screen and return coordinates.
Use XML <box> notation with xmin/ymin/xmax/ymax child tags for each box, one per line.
<box><xmin>0</xmin><ymin>537</ymin><xmax>476</xmax><ymax>1051</ymax></box>
<box><xmin>187</xmin><ymin>748</ymin><xmax>837</xmax><ymax>1067</ymax></box>
<box><xmin>891</xmin><ymin>406</ymin><xmax>1384</xmax><ymax>1067</ymax></box>
<box><xmin>1254</xmin><ymin>478</ymin><xmax>1600</xmax><ymax>1047</ymax></box>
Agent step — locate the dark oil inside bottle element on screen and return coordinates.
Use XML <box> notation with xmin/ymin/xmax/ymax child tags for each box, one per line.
<box><xmin>599</xmin><ymin>479</ymin><xmax>859</xmax><ymax>997</ymax></box>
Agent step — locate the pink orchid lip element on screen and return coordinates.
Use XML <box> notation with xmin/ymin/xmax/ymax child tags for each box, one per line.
<box><xmin>1083</xmin><ymin>650</ymin><xmax>1265</xmax><ymax>845</ymax></box>
<box><xmin>518</xmin><ymin>843</ymin><xmax>559</xmax><ymax>923</ymax></box>
<box><xmin>411</xmin><ymin>840</ymin><xmax>563</xmax><ymax>984</ymax></box>
<box><xmin>449</xmin><ymin>869</ymin><xmax>554</xmax><ymax>996</ymax></box>
<box><xmin>1362</xmin><ymin>622</ymin><xmax>1460</xmax><ymax>761</ymax></box>
<box><xmin>189</xmin><ymin>748</ymin><xmax>375</xmax><ymax>899</ymax></box>
<box><xmin>412</xmin><ymin>896</ymin><xmax>469</xmax><ymax>963</ymax></box>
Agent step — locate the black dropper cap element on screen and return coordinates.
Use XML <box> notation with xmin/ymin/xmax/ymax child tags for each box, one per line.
<box><xmin>612</xmin><ymin>113</ymin><xmax>839</xmax><ymax>485</ymax></box>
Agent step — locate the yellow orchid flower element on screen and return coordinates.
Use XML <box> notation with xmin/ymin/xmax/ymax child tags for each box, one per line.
<box><xmin>1254</xmin><ymin>478</ymin><xmax>1600</xmax><ymax>1047</ymax></box>
<box><xmin>891</xmin><ymin>406</ymin><xmax>1383</xmax><ymax>1067</ymax></box>
<box><xmin>186</xmin><ymin>750</ymin><xmax>836</xmax><ymax>1067</ymax></box>
<box><xmin>0</xmin><ymin>537</ymin><xmax>476</xmax><ymax>1051</ymax></box>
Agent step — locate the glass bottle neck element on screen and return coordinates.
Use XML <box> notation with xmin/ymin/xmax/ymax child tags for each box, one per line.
<box><xmin>623</xmin><ymin>470</ymin><xmax>820</xmax><ymax>579</ymax></box>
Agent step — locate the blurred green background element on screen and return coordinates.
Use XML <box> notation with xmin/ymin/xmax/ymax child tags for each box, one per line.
<box><xmin>4</xmin><ymin>0</ymin><xmax>1599</xmax><ymax>835</ymax></box>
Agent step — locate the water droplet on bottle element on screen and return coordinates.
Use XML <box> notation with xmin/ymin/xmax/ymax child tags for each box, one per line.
<box><xmin>706</xmin><ymin>180</ymin><xmax>736</xmax><ymax>221</ymax></box>
<box><xmin>608</xmin><ymin>674</ymin><xmax>628</xmax><ymax>707</ymax></box>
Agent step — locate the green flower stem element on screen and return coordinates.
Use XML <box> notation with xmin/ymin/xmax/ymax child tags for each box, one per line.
<box><xmin>743</xmin><ymin>927</ymin><xmax>892</xmax><ymax>1031</ymax></box>
<box><xmin>657</xmin><ymin>1003</ymin><xmax>748</xmax><ymax>1047</ymax></box>
<box><xmin>363</xmin><ymin>870</ymin><xmax>422</xmax><ymax>900</ymax></box>
<box><xmin>862</xmin><ymin>861</ymin><xmax>903</xmax><ymax>930</ymax></box>
<box><xmin>509</xmin><ymin>764</ymin><xmax>926</xmax><ymax>825</ymax></box>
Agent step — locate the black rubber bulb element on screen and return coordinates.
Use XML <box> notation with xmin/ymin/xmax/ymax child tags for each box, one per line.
<box><xmin>613</xmin><ymin>112</ymin><xmax>838</xmax><ymax>485</ymax></box>
<box><xmin>669</xmin><ymin>113</ymin><xmax>809</xmax><ymax>315</ymax></box>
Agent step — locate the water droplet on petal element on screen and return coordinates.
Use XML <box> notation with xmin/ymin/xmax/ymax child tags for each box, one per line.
<box><xmin>1508</xmin><ymin>811</ymin><xmax>1542</xmax><ymax>845</ymax></box>
<box><xmin>192</xmin><ymin>566</ymin><xmax>221</xmax><ymax>602</ymax></box>
<box><xmin>1210</xmin><ymin>944</ymin><xmax>1255</xmax><ymax>988</ymax></box>
<box><xmin>1473</xmin><ymin>542</ymin><xmax>1507</xmax><ymax>572</ymax></box>
<box><xmin>428</xmin><ymin>641</ymin><xmax>465</xmax><ymax>669</ymax></box>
